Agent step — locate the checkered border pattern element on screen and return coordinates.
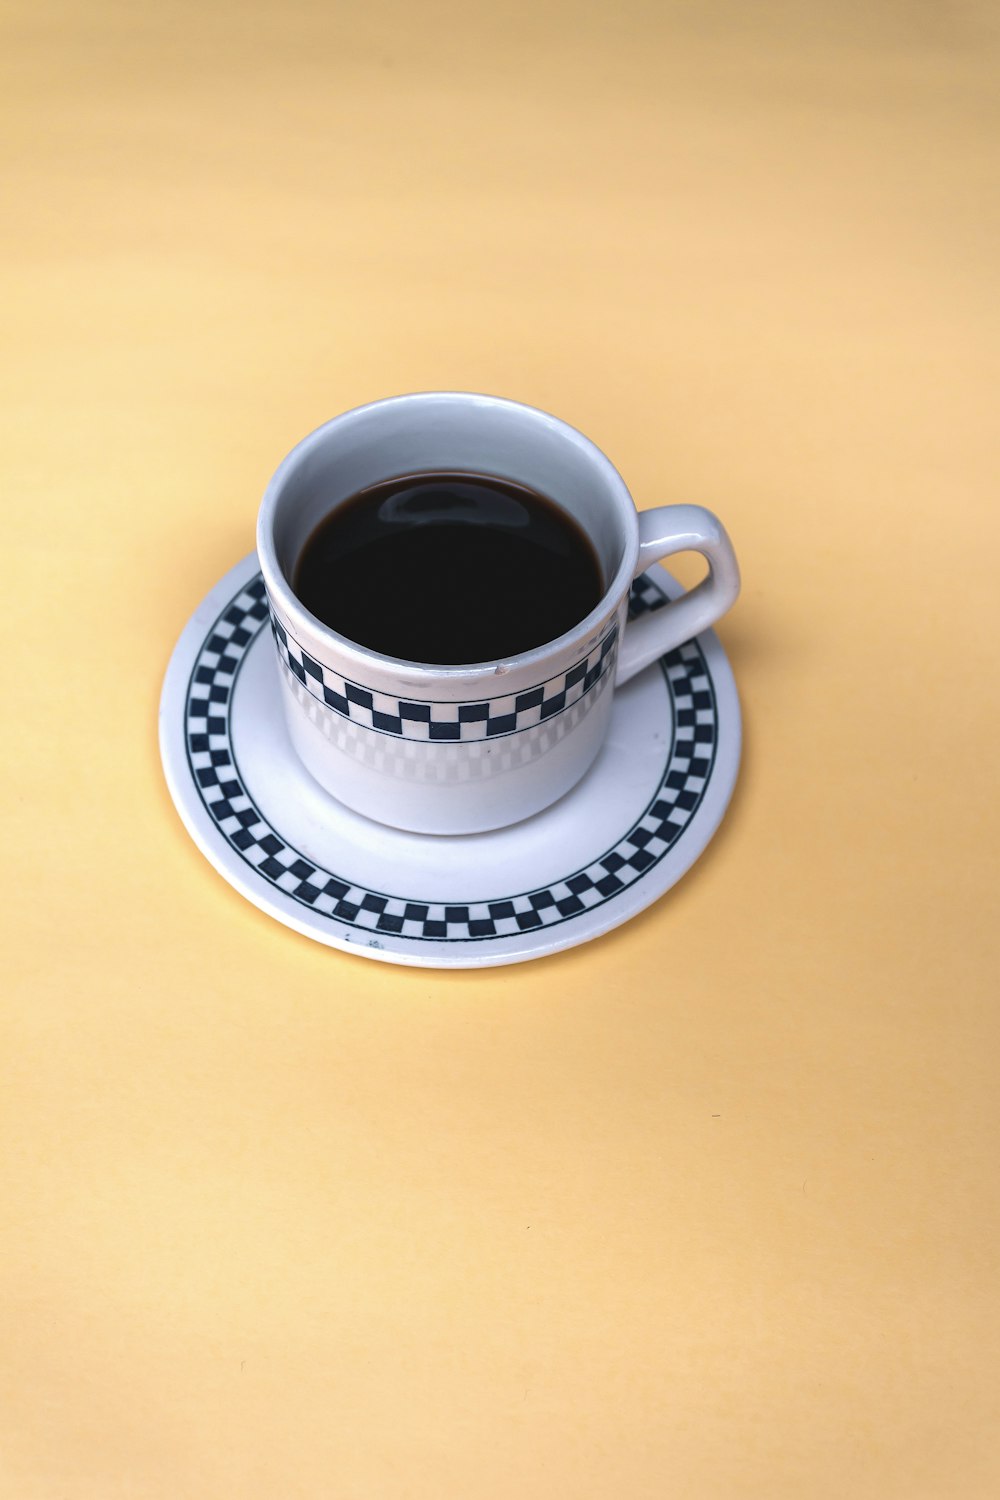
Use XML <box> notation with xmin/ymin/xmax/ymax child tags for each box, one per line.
<box><xmin>269</xmin><ymin>611</ymin><xmax>619</xmax><ymax>742</ymax></box>
<box><xmin>184</xmin><ymin>570</ymin><xmax>718</xmax><ymax>944</ymax></box>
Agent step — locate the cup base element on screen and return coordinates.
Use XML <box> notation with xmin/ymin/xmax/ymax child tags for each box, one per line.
<box><xmin>280</xmin><ymin>663</ymin><xmax>615</xmax><ymax>836</ymax></box>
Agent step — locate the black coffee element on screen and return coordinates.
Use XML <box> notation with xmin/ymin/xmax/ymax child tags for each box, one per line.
<box><xmin>293</xmin><ymin>472</ymin><xmax>603</xmax><ymax>665</ymax></box>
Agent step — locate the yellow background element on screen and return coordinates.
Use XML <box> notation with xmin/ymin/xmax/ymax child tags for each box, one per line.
<box><xmin>3</xmin><ymin>2</ymin><xmax>998</xmax><ymax>1494</ymax></box>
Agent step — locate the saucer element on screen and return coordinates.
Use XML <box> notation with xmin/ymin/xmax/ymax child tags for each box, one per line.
<box><xmin>159</xmin><ymin>554</ymin><xmax>741</xmax><ymax>968</ymax></box>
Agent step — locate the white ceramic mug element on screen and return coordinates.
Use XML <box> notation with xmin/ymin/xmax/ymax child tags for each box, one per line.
<box><xmin>257</xmin><ymin>393</ymin><xmax>740</xmax><ymax>834</ymax></box>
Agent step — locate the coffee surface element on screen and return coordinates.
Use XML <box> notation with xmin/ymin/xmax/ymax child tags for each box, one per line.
<box><xmin>293</xmin><ymin>472</ymin><xmax>604</xmax><ymax>665</ymax></box>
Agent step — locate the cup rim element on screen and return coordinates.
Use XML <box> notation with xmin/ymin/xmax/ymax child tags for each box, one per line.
<box><xmin>256</xmin><ymin>391</ymin><xmax>640</xmax><ymax>684</ymax></box>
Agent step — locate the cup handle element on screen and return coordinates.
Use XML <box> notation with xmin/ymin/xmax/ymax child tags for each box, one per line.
<box><xmin>615</xmin><ymin>505</ymin><xmax>741</xmax><ymax>685</ymax></box>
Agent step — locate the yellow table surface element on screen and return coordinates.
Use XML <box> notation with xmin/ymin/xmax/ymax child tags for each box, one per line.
<box><xmin>3</xmin><ymin>2</ymin><xmax>998</xmax><ymax>1495</ymax></box>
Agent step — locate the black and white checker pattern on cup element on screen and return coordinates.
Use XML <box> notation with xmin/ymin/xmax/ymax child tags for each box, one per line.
<box><xmin>268</xmin><ymin>611</ymin><xmax>619</xmax><ymax>741</ymax></box>
<box><xmin>180</xmin><ymin>569</ymin><xmax>722</xmax><ymax>945</ymax></box>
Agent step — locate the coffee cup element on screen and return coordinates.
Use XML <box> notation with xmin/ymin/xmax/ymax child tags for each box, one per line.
<box><xmin>256</xmin><ymin>392</ymin><xmax>739</xmax><ymax>834</ymax></box>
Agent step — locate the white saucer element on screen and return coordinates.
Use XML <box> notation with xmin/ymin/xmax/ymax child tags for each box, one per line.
<box><xmin>159</xmin><ymin>554</ymin><xmax>741</xmax><ymax>968</ymax></box>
